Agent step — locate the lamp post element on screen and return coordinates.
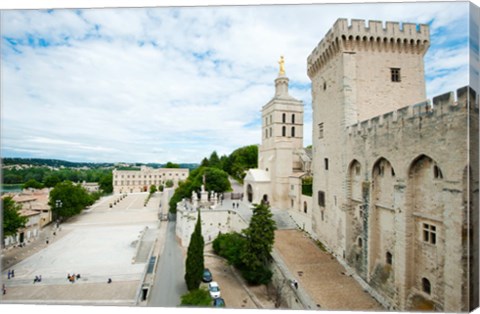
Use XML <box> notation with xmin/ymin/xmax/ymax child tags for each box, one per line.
<box><xmin>55</xmin><ymin>200</ymin><xmax>62</xmax><ymax>227</ymax></box>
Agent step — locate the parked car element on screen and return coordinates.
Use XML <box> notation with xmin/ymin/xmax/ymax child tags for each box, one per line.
<box><xmin>202</xmin><ymin>268</ymin><xmax>213</xmax><ymax>283</ymax></box>
<box><xmin>208</xmin><ymin>281</ymin><xmax>221</xmax><ymax>299</ymax></box>
<box><xmin>213</xmin><ymin>297</ymin><xmax>225</xmax><ymax>307</ymax></box>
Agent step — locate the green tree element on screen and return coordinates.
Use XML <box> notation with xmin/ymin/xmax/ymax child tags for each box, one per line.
<box><xmin>2</xmin><ymin>196</ymin><xmax>27</xmax><ymax>239</ymax></box>
<box><xmin>240</xmin><ymin>202</ymin><xmax>276</xmax><ymax>284</ymax></box>
<box><xmin>208</xmin><ymin>151</ymin><xmax>221</xmax><ymax>169</ymax></box>
<box><xmin>48</xmin><ymin>181</ymin><xmax>91</xmax><ymax>221</ymax></box>
<box><xmin>150</xmin><ymin>184</ymin><xmax>157</xmax><ymax>194</ymax></box>
<box><xmin>200</xmin><ymin>157</ymin><xmax>209</xmax><ymax>167</ymax></box>
<box><xmin>224</xmin><ymin>145</ymin><xmax>258</xmax><ymax>182</ymax></box>
<box><xmin>164</xmin><ymin>161</ymin><xmax>180</xmax><ymax>168</ymax></box>
<box><xmin>99</xmin><ymin>172</ymin><xmax>113</xmax><ymax>194</ymax></box>
<box><xmin>180</xmin><ymin>288</ymin><xmax>211</xmax><ymax>306</ymax></box>
<box><xmin>22</xmin><ymin>178</ymin><xmax>44</xmax><ymax>190</ymax></box>
<box><xmin>158</xmin><ymin>184</ymin><xmax>164</xmax><ymax>192</ymax></box>
<box><xmin>44</xmin><ymin>174</ymin><xmax>61</xmax><ymax>188</ymax></box>
<box><xmin>165</xmin><ymin>179</ymin><xmax>174</xmax><ymax>188</ymax></box>
<box><xmin>212</xmin><ymin>232</ymin><xmax>247</xmax><ymax>267</ymax></box>
<box><xmin>168</xmin><ymin>166</ymin><xmax>231</xmax><ymax>213</ymax></box>
<box><xmin>185</xmin><ymin>211</ymin><xmax>205</xmax><ymax>291</ymax></box>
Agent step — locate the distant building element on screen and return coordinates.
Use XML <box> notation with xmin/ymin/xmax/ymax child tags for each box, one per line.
<box><xmin>81</xmin><ymin>181</ymin><xmax>100</xmax><ymax>193</ymax></box>
<box><xmin>112</xmin><ymin>166</ymin><xmax>189</xmax><ymax>194</ymax></box>
<box><xmin>2</xmin><ymin>188</ymin><xmax>52</xmax><ymax>248</ymax></box>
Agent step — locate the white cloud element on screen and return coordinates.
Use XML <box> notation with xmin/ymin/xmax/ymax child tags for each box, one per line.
<box><xmin>1</xmin><ymin>2</ymin><xmax>470</xmax><ymax>163</ymax></box>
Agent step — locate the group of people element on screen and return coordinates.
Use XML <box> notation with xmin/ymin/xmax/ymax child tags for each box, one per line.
<box><xmin>33</xmin><ymin>275</ymin><xmax>42</xmax><ymax>283</ymax></box>
<box><xmin>67</xmin><ymin>273</ymin><xmax>81</xmax><ymax>283</ymax></box>
<box><xmin>232</xmin><ymin>202</ymin><xmax>241</xmax><ymax>209</ymax></box>
<box><xmin>7</xmin><ymin>269</ymin><xmax>15</xmax><ymax>279</ymax></box>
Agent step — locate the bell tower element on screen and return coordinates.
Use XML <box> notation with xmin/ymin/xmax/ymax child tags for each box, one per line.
<box><xmin>258</xmin><ymin>56</ymin><xmax>305</xmax><ymax>209</ymax></box>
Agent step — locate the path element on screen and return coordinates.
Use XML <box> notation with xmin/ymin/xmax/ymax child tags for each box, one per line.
<box><xmin>147</xmin><ymin>221</ymin><xmax>187</xmax><ymax>307</ymax></box>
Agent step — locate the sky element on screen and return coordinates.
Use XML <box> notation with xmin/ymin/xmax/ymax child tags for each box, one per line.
<box><xmin>0</xmin><ymin>0</ymin><xmax>473</xmax><ymax>164</ymax></box>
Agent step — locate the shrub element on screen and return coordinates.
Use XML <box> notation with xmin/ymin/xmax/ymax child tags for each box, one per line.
<box><xmin>180</xmin><ymin>288</ymin><xmax>211</xmax><ymax>306</ymax></box>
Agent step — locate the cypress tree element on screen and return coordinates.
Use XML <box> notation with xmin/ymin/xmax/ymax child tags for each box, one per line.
<box><xmin>184</xmin><ymin>210</ymin><xmax>205</xmax><ymax>290</ymax></box>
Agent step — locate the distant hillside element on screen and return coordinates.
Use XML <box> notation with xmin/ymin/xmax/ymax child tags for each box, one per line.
<box><xmin>2</xmin><ymin>157</ymin><xmax>199</xmax><ymax>170</ymax></box>
<box><xmin>2</xmin><ymin>158</ymin><xmax>114</xmax><ymax>169</ymax></box>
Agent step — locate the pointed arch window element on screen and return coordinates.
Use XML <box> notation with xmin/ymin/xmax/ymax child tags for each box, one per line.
<box><xmin>282</xmin><ymin>126</ymin><xmax>286</xmax><ymax>137</ymax></box>
<box><xmin>282</xmin><ymin>113</ymin><xmax>286</xmax><ymax>123</ymax></box>
<box><xmin>291</xmin><ymin>126</ymin><xmax>295</xmax><ymax>137</ymax></box>
<box><xmin>292</xmin><ymin>114</ymin><xmax>295</xmax><ymax>124</ymax></box>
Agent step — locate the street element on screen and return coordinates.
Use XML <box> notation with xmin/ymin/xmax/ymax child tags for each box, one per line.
<box><xmin>147</xmin><ymin>220</ymin><xmax>187</xmax><ymax>307</ymax></box>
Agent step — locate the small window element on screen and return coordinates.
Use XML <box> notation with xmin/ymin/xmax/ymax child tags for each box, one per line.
<box><xmin>422</xmin><ymin>277</ymin><xmax>431</xmax><ymax>295</ymax></box>
<box><xmin>265</xmin><ymin>129</ymin><xmax>268</xmax><ymax>138</ymax></box>
<box><xmin>324</xmin><ymin>158</ymin><xmax>329</xmax><ymax>170</ymax></box>
<box><xmin>355</xmin><ymin>165</ymin><xmax>361</xmax><ymax>176</ymax></box>
<box><xmin>423</xmin><ymin>223</ymin><xmax>437</xmax><ymax>245</ymax></box>
<box><xmin>433</xmin><ymin>165</ymin><xmax>443</xmax><ymax>179</ymax></box>
<box><xmin>304</xmin><ymin>201</ymin><xmax>308</xmax><ymax>213</ymax></box>
<box><xmin>358</xmin><ymin>237</ymin><xmax>363</xmax><ymax>248</ymax></box>
<box><xmin>386</xmin><ymin>252</ymin><xmax>392</xmax><ymax>265</ymax></box>
<box><xmin>282</xmin><ymin>126</ymin><xmax>286</xmax><ymax>137</ymax></box>
<box><xmin>291</xmin><ymin>114</ymin><xmax>295</xmax><ymax>124</ymax></box>
<box><xmin>269</xmin><ymin>127</ymin><xmax>272</xmax><ymax>137</ymax></box>
<box><xmin>291</xmin><ymin>199</ymin><xmax>294</xmax><ymax>207</ymax></box>
<box><xmin>391</xmin><ymin>68</ymin><xmax>401</xmax><ymax>82</ymax></box>
<box><xmin>318</xmin><ymin>191</ymin><xmax>325</xmax><ymax>207</ymax></box>
<box><xmin>291</xmin><ymin>127</ymin><xmax>295</xmax><ymax>137</ymax></box>
<box><xmin>323</xmin><ymin>81</ymin><xmax>327</xmax><ymax>90</ymax></box>
<box><xmin>321</xmin><ymin>210</ymin><xmax>324</xmax><ymax>221</ymax></box>
<box><xmin>318</xmin><ymin>123</ymin><xmax>324</xmax><ymax>139</ymax></box>
<box><xmin>282</xmin><ymin>113</ymin><xmax>286</xmax><ymax>123</ymax></box>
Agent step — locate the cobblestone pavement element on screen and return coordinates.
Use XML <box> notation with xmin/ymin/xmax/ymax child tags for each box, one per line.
<box><xmin>274</xmin><ymin>229</ymin><xmax>384</xmax><ymax>311</ymax></box>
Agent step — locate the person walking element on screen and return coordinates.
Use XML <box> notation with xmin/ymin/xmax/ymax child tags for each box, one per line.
<box><xmin>2</xmin><ymin>284</ymin><xmax>6</xmax><ymax>295</ymax></box>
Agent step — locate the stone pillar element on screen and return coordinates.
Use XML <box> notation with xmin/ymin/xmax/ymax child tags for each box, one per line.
<box><xmin>442</xmin><ymin>182</ymin><xmax>464</xmax><ymax>311</ymax></box>
<box><xmin>393</xmin><ymin>182</ymin><xmax>407</xmax><ymax>310</ymax></box>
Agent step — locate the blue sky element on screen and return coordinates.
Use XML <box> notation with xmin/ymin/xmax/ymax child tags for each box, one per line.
<box><xmin>0</xmin><ymin>1</ymin><xmax>472</xmax><ymax>164</ymax></box>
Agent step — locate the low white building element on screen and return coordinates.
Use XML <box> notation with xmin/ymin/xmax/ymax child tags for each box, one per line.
<box><xmin>112</xmin><ymin>166</ymin><xmax>189</xmax><ymax>194</ymax></box>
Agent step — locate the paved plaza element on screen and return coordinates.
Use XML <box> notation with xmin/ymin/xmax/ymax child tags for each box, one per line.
<box><xmin>1</xmin><ymin>193</ymin><xmax>162</xmax><ymax>305</ymax></box>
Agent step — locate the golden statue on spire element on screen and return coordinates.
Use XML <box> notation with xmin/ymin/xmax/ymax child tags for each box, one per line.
<box><xmin>278</xmin><ymin>55</ymin><xmax>285</xmax><ymax>76</ymax></box>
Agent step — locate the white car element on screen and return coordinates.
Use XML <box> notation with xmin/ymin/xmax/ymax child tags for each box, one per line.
<box><xmin>208</xmin><ymin>281</ymin><xmax>221</xmax><ymax>299</ymax></box>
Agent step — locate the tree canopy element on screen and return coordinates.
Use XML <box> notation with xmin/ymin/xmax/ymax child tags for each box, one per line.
<box><xmin>212</xmin><ymin>202</ymin><xmax>276</xmax><ymax>285</ymax></box>
<box><xmin>2</xmin><ymin>196</ymin><xmax>27</xmax><ymax>239</ymax></box>
<box><xmin>169</xmin><ymin>166</ymin><xmax>231</xmax><ymax>213</ymax></box>
<box><xmin>222</xmin><ymin>145</ymin><xmax>258</xmax><ymax>182</ymax></box>
<box><xmin>48</xmin><ymin>181</ymin><xmax>94</xmax><ymax>221</ymax></box>
<box><xmin>184</xmin><ymin>211</ymin><xmax>205</xmax><ymax>291</ymax></box>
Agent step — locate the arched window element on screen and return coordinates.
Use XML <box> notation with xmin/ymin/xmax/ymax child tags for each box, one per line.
<box><xmin>282</xmin><ymin>126</ymin><xmax>286</xmax><ymax>137</ymax></box>
<box><xmin>282</xmin><ymin>113</ymin><xmax>286</xmax><ymax>123</ymax></box>
<box><xmin>422</xmin><ymin>278</ymin><xmax>431</xmax><ymax>295</ymax></box>
<box><xmin>292</xmin><ymin>114</ymin><xmax>295</xmax><ymax>124</ymax></box>
<box><xmin>358</xmin><ymin>237</ymin><xmax>363</xmax><ymax>248</ymax></box>
<box><xmin>291</xmin><ymin>127</ymin><xmax>295</xmax><ymax>137</ymax></box>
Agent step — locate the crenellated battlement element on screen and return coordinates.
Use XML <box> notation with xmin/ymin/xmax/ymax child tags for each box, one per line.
<box><xmin>347</xmin><ymin>86</ymin><xmax>478</xmax><ymax>137</ymax></box>
<box><xmin>307</xmin><ymin>18</ymin><xmax>430</xmax><ymax>78</ymax></box>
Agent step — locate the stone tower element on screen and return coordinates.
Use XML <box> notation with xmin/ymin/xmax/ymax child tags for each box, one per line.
<box><xmin>259</xmin><ymin>57</ymin><xmax>304</xmax><ymax>208</ymax></box>
<box><xmin>307</xmin><ymin>19</ymin><xmax>430</xmax><ymax>255</ymax></box>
